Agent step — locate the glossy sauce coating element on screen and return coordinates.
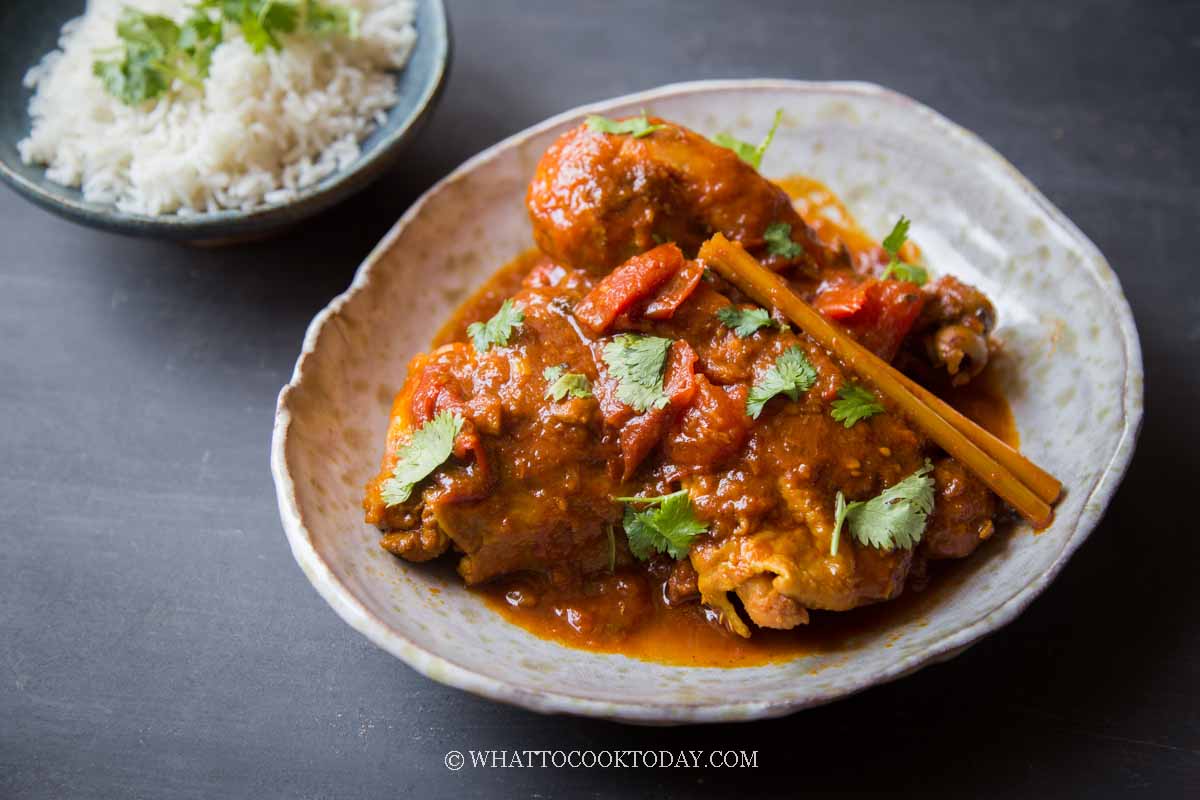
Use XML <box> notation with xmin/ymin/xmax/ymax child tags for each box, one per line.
<box><xmin>469</xmin><ymin>284</ymin><xmax>1016</xmax><ymax>666</ymax></box>
<box><xmin>450</xmin><ymin>176</ymin><xmax>1017</xmax><ymax>667</ymax></box>
<box><xmin>362</xmin><ymin>138</ymin><xmax>1015</xmax><ymax>665</ymax></box>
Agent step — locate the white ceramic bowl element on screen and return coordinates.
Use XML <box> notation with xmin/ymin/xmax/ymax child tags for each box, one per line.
<box><xmin>271</xmin><ymin>80</ymin><xmax>1143</xmax><ymax>724</ymax></box>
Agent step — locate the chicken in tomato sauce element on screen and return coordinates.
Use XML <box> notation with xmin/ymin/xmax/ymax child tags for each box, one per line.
<box><xmin>364</xmin><ymin>114</ymin><xmax>1007</xmax><ymax>654</ymax></box>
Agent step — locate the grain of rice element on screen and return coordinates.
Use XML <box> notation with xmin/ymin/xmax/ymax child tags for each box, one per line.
<box><xmin>18</xmin><ymin>0</ymin><xmax>417</xmax><ymax>216</ymax></box>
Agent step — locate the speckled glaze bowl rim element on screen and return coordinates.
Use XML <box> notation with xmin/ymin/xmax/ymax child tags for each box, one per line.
<box><xmin>0</xmin><ymin>0</ymin><xmax>450</xmax><ymax>240</ymax></box>
<box><xmin>270</xmin><ymin>79</ymin><xmax>1144</xmax><ymax>724</ymax></box>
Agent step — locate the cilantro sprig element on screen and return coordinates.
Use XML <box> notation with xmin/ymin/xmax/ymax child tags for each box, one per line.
<box><xmin>543</xmin><ymin>365</ymin><xmax>592</xmax><ymax>401</ymax></box>
<box><xmin>585</xmin><ymin>112</ymin><xmax>664</xmax><ymax>139</ymax></box>
<box><xmin>601</xmin><ymin>334</ymin><xmax>673</xmax><ymax>413</ymax></box>
<box><xmin>204</xmin><ymin>0</ymin><xmax>358</xmax><ymax>52</ymax></box>
<box><xmin>381</xmin><ymin>411</ymin><xmax>464</xmax><ymax>507</ymax></box>
<box><xmin>746</xmin><ymin>346</ymin><xmax>818</xmax><ymax>419</ymax></box>
<box><xmin>302</xmin><ymin>0</ymin><xmax>361</xmax><ymax>37</ymax></box>
<box><xmin>716</xmin><ymin>305</ymin><xmax>781</xmax><ymax>337</ymax></box>
<box><xmin>763</xmin><ymin>221</ymin><xmax>805</xmax><ymax>260</ymax></box>
<box><xmin>178</xmin><ymin>7</ymin><xmax>224</xmax><ymax>76</ymax></box>
<box><xmin>712</xmin><ymin>109</ymin><xmax>783</xmax><ymax>170</ymax></box>
<box><xmin>830</xmin><ymin>384</ymin><xmax>885</xmax><ymax>428</ymax></box>
<box><xmin>879</xmin><ymin>216</ymin><xmax>929</xmax><ymax>285</ymax></box>
<box><xmin>93</xmin><ymin>9</ymin><xmax>216</xmax><ymax>105</ymax></box>
<box><xmin>830</xmin><ymin>461</ymin><xmax>936</xmax><ymax>555</ymax></box>
<box><xmin>467</xmin><ymin>299</ymin><xmax>524</xmax><ymax>353</ymax></box>
<box><xmin>93</xmin><ymin>1</ymin><xmax>358</xmax><ymax>106</ymax></box>
<box><xmin>617</xmin><ymin>491</ymin><xmax>707</xmax><ymax>560</ymax></box>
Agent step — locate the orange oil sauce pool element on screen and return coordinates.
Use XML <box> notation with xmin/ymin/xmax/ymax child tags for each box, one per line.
<box><xmin>447</xmin><ymin>176</ymin><xmax>1018</xmax><ymax>667</ymax></box>
<box><xmin>433</xmin><ymin>249</ymin><xmax>545</xmax><ymax>348</ymax></box>
<box><xmin>776</xmin><ymin>175</ymin><xmax>924</xmax><ymax>266</ymax></box>
<box><xmin>476</xmin><ymin>559</ymin><xmax>980</xmax><ymax>668</ymax></box>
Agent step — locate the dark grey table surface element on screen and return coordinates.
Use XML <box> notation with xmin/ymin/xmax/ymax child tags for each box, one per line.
<box><xmin>3</xmin><ymin>1</ymin><xmax>1198</xmax><ymax>797</ymax></box>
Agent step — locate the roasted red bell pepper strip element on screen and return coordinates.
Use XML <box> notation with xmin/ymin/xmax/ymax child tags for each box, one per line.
<box><xmin>644</xmin><ymin>260</ymin><xmax>705</xmax><ymax>320</ymax></box>
<box><xmin>814</xmin><ymin>278</ymin><xmax>925</xmax><ymax>361</ymax></box>
<box><xmin>812</xmin><ymin>282</ymin><xmax>869</xmax><ymax>319</ymax></box>
<box><xmin>574</xmin><ymin>244</ymin><xmax>684</xmax><ymax>334</ymax></box>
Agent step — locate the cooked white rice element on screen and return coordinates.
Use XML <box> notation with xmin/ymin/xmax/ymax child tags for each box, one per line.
<box><xmin>18</xmin><ymin>0</ymin><xmax>417</xmax><ymax>215</ymax></box>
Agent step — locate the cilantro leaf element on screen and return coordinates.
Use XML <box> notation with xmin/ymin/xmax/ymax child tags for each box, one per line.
<box><xmin>92</xmin><ymin>9</ymin><xmax>182</xmax><ymax>105</ymax></box>
<box><xmin>117</xmin><ymin>8</ymin><xmax>182</xmax><ymax>53</ymax></box>
<box><xmin>763</xmin><ymin>221</ymin><xmax>805</xmax><ymax>260</ymax></box>
<box><xmin>467</xmin><ymin>299</ymin><xmax>524</xmax><ymax>353</ymax></box>
<box><xmin>380</xmin><ymin>411</ymin><xmax>464</xmax><ymax>507</ymax></box>
<box><xmin>304</xmin><ymin>0</ymin><xmax>359</xmax><ymax>36</ymax></box>
<box><xmin>830</xmin><ymin>384</ymin><xmax>885</xmax><ymax>428</ymax></box>
<box><xmin>543</xmin><ymin>365</ymin><xmax>592</xmax><ymax>401</ymax></box>
<box><xmin>831</xmin><ymin>491</ymin><xmax>848</xmax><ymax>557</ymax></box>
<box><xmin>179</xmin><ymin>9</ymin><xmax>224</xmax><ymax>77</ymax></box>
<box><xmin>236</xmin><ymin>0</ymin><xmax>299</xmax><ymax>53</ymax></box>
<box><xmin>883</xmin><ymin>261</ymin><xmax>929</xmax><ymax>284</ymax></box>
<box><xmin>716</xmin><ymin>305</ymin><xmax>779</xmax><ymax>337</ymax></box>
<box><xmin>91</xmin><ymin>55</ymin><xmax>170</xmax><ymax>106</ymax></box>
<box><xmin>601</xmin><ymin>334</ymin><xmax>672</xmax><ymax>413</ymax></box>
<box><xmin>830</xmin><ymin>461</ymin><xmax>936</xmax><ymax>554</ymax></box>
<box><xmin>711</xmin><ymin>133</ymin><xmax>758</xmax><ymax>167</ymax></box>
<box><xmin>202</xmin><ymin>1</ymin><xmax>352</xmax><ymax>54</ymax></box>
<box><xmin>746</xmin><ymin>346</ymin><xmax>818</xmax><ymax>419</ymax></box>
<box><xmin>712</xmin><ymin>109</ymin><xmax>783</xmax><ymax>170</ymax></box>
<box><xmin>94</xmin><ymin>7</ymin><xmax>224</xmax><ymax>105</ymax></box>
<box><xmin>879</xmin><ymin>215</ymin><xmax>929</xmax><ymax>285</ymax></box>
<box><xmin>586</xmin><ymin>112</ymin><xmax>664</xmax><ymax>139</ymax></box>
<box><xmin>91</xmin><ymin>61</ymin><xmax>133</xmax><ymax>103</ymax></box>
<box><xmin>617</xmin><ymin>491</ymin><xmax>707</xmax><ymax>560</ymax></box>
<box><xmin>622</xmin><ymin>507</ymin><xmax>657</xmax><ymax>560</ymax></box>
<box><xmin>881</xmin><ymin>215</ymin><xmax>910</xmax><ymax>256</ymax></box>
<box><xmin>95</xmin><ymin>1</ymin><xmax>356</xmax><ymax>104</ymax></box>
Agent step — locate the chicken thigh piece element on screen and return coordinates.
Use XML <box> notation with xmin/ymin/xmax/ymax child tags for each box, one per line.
<box><xmin>526</xmin><ymin>117</ymin><xmax>835</xmax><ymax>276</ymax></box>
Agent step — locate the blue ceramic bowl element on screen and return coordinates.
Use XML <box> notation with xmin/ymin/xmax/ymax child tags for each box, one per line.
<box><xmin>0</xmin><ymin>0</ymin><xmax>449</xmax><ymax>240</ymax></box>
